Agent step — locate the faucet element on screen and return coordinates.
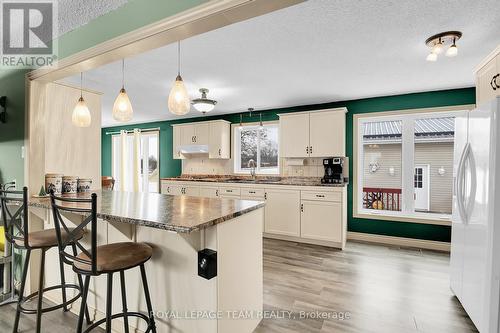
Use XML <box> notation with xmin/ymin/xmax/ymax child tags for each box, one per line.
<box><xmin>247</xmin><ymin>159</ymin><xmax>256</xmax><ymax>180</ymax></box>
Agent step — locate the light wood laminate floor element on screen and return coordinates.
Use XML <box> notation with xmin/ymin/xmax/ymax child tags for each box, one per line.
<box><xmin>256</xmin><ymin>238</ymin><xmax>477</xmax><ymax>333</ymax></box>
<box><xmin>0</xmin><ymin>239</ymin><xmax>477</xmax><ymax>332</ymax></box>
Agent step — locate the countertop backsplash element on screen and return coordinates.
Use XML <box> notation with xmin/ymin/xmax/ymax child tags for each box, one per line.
<box><xmin>182</xmin><ymin>156</ymin><xmax>325</xmax><ymax>177</ymax></box>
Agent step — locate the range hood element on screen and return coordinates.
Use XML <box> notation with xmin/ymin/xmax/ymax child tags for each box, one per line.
<box><xmin>178</xmin><ymin>144</ymin><xmax>209</xmax><ymax>154</ymax></box>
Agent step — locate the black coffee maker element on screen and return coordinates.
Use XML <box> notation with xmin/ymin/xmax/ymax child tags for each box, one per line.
<box><xmin>321</xmin><ymin>157</ymin><xmax>347</xmax><ymax>184</ymax></box>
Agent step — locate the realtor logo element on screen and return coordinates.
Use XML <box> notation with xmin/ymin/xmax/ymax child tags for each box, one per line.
<box><xmin>0</xmin><ymin>0</ymin><xmax>58</xmax><ymax>68</ymax></box>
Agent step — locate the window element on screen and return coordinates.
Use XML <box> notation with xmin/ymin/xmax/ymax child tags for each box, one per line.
<box><xmin>355</xmin><ymin>108</ymin><xmax>464</xmax><ymax>222</ymax></box>
<box><xmin>234</xmin><ymin>123</ymin><xmax>279</xmax><ymax>174</ymax></box>
<box><xmin>112</xmin><ymin>130</ymin><xmax>160</xmax><ymax>192</ymax></box>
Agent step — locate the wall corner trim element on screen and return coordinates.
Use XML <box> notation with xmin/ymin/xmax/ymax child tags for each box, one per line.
<box><xmin>347</xmin><ymin>231</ymin><xmax>450</xmax><ymax>252</ymax></box>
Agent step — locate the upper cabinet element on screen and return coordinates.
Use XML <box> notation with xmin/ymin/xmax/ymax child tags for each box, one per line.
<box><xmin>172</xmin><ymin>120</ymin><xmax>230</xmax><ymax>159</ymax></box>
<box><xmin>279</xmin><ymin>108</ymin><xmax>347</xmax><ymax>158</ymax></box>
<box><xmin>476</xmin><ymin>45</ymin><xmax>500</xmax><ymax>106</ymax></box>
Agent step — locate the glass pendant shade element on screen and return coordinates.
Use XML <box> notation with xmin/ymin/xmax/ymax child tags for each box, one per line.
<box><xmin>446</xmin><ymin>44</ymin><xmax>458</xmax><ymax>57</ymax></box>
<box><xmin>432</xmin><ymin>42</ymin><xmax>443</xmax><ymax>54</ymax></box>
<box><xmin>168</xmin><ymin>75</ymin><xmax>190</xmax><ymax>115</ymax></box>
<box><xmin>113</xmin><ymin>88</ymin><xmax>133</xmax><ymax>122</ymax></box>
<box><xmin>426</xmin><ymin>52</ymin><xmax>437</xmax><ymax>62</ymax></box>
<box><xmin>72</xmin><ymin>97</ymin><xmax>91</xmax><ymax>127</ymax></box>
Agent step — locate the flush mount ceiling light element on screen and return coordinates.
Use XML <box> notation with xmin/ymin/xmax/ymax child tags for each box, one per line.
<box><xmin>425</xmin><ymin>31</ymin><xmax>462</xmax><ymax>61</ymax></box>
<box><xmin>112</xmin><ymin>59</ymin><xmax>133</xmax><ymax>122</ymax></box>
<box><xmin>72</xmin><ymin>72</ymin><xmax>91</xmax><ymax>127</ymax></box>
<box><xmin>191</xmin><ymin>88</ymin><xmax>217</xmax><ymax>114</ymax></box>
<box><xmin>168</xmin><ymin>41</ymin><xmax>190</xmax><ymax>115</ymax></box>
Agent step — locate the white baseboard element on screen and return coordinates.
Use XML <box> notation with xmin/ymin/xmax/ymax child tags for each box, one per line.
<box><xmin>347</xmin><ymin>231</ymin><xmax>450</xmax><ymax>252</ymax></box>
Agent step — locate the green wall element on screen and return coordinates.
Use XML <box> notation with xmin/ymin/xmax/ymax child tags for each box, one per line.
<box><xmin>0</xmin><ymin>69</ymin><xmax>28</xmax><ymax>185</ymax></box>
<box><xmin>102</xmin><ymin>87</ymin><xmax>475</xmax><ymax>242</ymax></box>
<box><xmin>0</xmin><ymin>0</ymin><xmax>207</xmax><ymax>186</ymax></box>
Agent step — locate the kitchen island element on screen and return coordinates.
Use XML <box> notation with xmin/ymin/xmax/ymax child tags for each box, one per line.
<box><xmin>28</xmin><ymin>190</ymin><xmax>265</xmax><ymax>333</ymax></box>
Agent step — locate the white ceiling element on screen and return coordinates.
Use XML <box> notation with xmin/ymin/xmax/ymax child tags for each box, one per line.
<box><xmin>60</xmin><ymin>0</ymin><xmax>500</xmax><ymax>127</ymax></box>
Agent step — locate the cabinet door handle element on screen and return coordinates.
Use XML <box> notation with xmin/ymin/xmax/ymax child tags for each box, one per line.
<box><xmin>249</xmin><ymin>191</ymin><xmax>256</xmax><ymax>194</ymax></box>
<box><xmin>491</xmin><ymin>75</ymin><xmax>498</xmax><ymax>91</ymax></box>
<box><xmin>306</xmin><ymin>146</ymin><xmax>309</xmax><ymax>154</ymax></box>
<box><xmin>195</xmin><ymin>136</ymin><xmax>197</xmax><ymax>142</ymax></box>
<box><xmin>227</xmin><ymin>189</ymin><xmax>233</xmax><ymax>193</ymax></box>
<box><xmin>316</xmin><ymin>194</ymin><xmax>325</xmax><ymax>198</ymax></box>
<box><xmin>218</xmin><ymin>148</ymin><xmax>221</xmax><ymax>156</ymax></box>
<box><xmin>301</xmin><ymin>203</ymin><xmax>304</xmax><ymax>212</ymax></box>
<box><xmin>310</xmin><ymin>146</ymin><xmax>313</xmax><ymax>154</ymax></box>
<box><xmin>494</xmin><ymin>74</ymin><xmax>500</xmax><ymax>89</ymax></box>
<box><xmin>167</xmin><ymin>186</ymin><xmax>170</xmax><ymax>193</ymax></box>
<box><xmin>264</xmin><ymin>193</ymin><xmax>267</xmax><ymax>200</ymax></box>
<box><xmin>215</xmin><ymin>189</ymin><xmax>219</xmax><ymax>196</ymax></box>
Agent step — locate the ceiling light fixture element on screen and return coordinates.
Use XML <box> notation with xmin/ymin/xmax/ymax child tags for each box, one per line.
<box><xmin>112</xmin><ymin>59</ymin><xmax>133</xmax><ymax>122</ymax></box>
<box><xmin>168</xmin><ymin>41</ymin><xmax>190</xmax><ymax>115</ymax></box>
<box><xmin>425</xmin><ymin>31</ymin><xmax>462</xmax><ymax>62</ymax></box>
<box><xmin>192</xmin><ymin>88</ymin><xmax>217</xmax><ymax>114</ymax></box>
<box><xmin>72</xmin><ymin>72</ymin><xmax>91</xmax><ymax>127</ymax></box>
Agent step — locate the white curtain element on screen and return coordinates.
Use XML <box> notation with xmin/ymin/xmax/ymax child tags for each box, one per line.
<box><xmin>116</xmin><ymin>129</ymin><xmax>142</xmax><ymax>192</ymax></box>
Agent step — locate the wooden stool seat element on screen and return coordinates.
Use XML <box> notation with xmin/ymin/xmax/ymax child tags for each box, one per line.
<box><xmin>74</xmin><ymin>242</ymin><xmax>153</xmax><ymax>273</ymax></box>
<box><xmin>14</xmin><ymin>228</ymin><xmax>85</xmax><ymax>249</ymax></box>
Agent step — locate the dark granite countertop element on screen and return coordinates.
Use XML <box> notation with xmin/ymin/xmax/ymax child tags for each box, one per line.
<box><xmin>160</xmin><ymin>175</ymin><xmax>347</xmax><ymax>187</ymax></box>
<box><xmin>29</xmin><ymin>190</ymin><xmax>265</xmax><ymax>233</ymax></box>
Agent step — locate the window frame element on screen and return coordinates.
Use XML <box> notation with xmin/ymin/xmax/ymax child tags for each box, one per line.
<box><xmin>233</xmin><ymin>121</ymin><xmax>280</xmax><ymax>175</ymax></box>
<box><xmin>352</xmin><ymin>104</ymin><xmax>475</xmax><ymax>226</ymax></box>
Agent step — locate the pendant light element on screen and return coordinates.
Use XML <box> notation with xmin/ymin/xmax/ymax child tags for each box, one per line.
<box><xmin>112</xmin><ymin>59</ymin><xmax>133</xmax><ymax>122</ymax></box>
<box><xmin>168</xmin><ymin>41</ymin><xmax>190</xmax><ymax>115</ymax></box>
<box><xmin>72</xmin><ymin>72</ymin><xmax>91</xmax><ymax>127</ymax></box>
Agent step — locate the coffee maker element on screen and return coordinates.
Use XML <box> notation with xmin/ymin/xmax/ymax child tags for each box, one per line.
<box><xmin>321</xmin><ymin>157</ymin><xmax>348</xmax><ymax>184</ymax></box>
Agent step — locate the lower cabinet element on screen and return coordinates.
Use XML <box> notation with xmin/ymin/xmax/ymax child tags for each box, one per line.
<box><xmin>264</xmin><ymin>189</ymin><xmax>301</xmax><ymax>237</ymax></box>
<box><xmin>160</xmin><ymin>180</ymin><xmax>346</xmax><ymax>248</ymax></box>
<box><xmin>301</xmin><ymin>200</ymin><xmax>342</xmax><ymax>242</ymax></box>
<box><xmin>199</xmin><ymin>187</ymin><xmax>219</xmax><ymax>198</ymax></box>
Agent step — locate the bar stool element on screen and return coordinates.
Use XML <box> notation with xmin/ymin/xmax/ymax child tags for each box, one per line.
<box><xmin>0</xmin><ymin>187</ymin><xmax>91</xmax><ymax>333</ymax></box>
<box><xmin>50</xmin><ymin>192</ymin><xmax>157</xmax><ymax>333</ymax></box>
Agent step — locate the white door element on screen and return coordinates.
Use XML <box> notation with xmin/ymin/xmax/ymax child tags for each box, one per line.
<box><xmin>461</xmin><ymin>104</ymin><xmax>494</xmax><ymax>332</ymax></box>
<box><xmin>450</xmin><ymin>111</ymin><xmax>469</xmax><ymax>300</ymax></box>
<box><xmin>300</xmin><ymin>200</ymin><xmax>342</xmax><ymax>242</ymax></box>
<box><xmin>414</xmin><ymin>165</ymin><xmax>430</xmax><ymax>211</ymax></box>
<box><xmin>309</xmin><ymin>110</ymin><xmax>345</xmax><ymax>157</ymax></box>
<box><xmin>264</xmin><ymin>189</ymin><xmax>300</xmax><ymax>236</ymax></box>
<box><xmin>194</xmin><ymin>123</ymin><xmax>210</xmax><ymax>145</ymax></box>
<box><xmin>279</xmin><ymin>113</ymin><xmax>310</xmax><ymax>157</ymax></box>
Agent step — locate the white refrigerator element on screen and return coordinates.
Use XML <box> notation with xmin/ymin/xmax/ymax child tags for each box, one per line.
<box><xmin>451</xmin><ymin>97</ymin><xmax>500</xmax><ymax>333</ymax></box>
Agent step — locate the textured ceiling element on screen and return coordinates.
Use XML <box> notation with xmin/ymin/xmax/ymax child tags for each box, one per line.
<box><xmin>57</xmin><ymin>0</ymin><xmax>128</xmax><ymax>35</ymax></box>
<box><xmin>60</xmin><ymin>0</ymin><xmax>500</xmax><ymax>127</ymax></box>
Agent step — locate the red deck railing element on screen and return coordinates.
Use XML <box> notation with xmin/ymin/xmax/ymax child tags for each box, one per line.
<box><xmin>363</xmin><ymin>187</ymin><xmax>402</xmax><ymax>211</ymax></box>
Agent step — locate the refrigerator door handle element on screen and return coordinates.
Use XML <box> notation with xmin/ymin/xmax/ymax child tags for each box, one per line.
<box><xmin>464</xmin><ymin>147</ymin><xmax>477</xmax><ymax>222</ymax></box>
<box><xmin>456</xmin><ymin>143</ymin><xmax>469</xmax><ymax>224</ymax></box>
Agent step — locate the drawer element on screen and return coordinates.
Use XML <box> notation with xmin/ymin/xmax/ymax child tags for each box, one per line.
<box><xmin>219</xmin><ymin>187</ymin><xmax>241</xmax><ymax>196</ymax></box>
<box><xmin>240</xmin><ymin>188</ymin><xmax>265</xmax><ymax>199</ymax></box>
<box><xmin>301</xmin><ymin>191</ymin><xmax>341</xmax><ymax>202</ymax></box>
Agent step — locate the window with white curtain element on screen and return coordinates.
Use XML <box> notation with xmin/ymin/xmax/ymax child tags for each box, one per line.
<box><xmin>112</xmin><ymin>130</ymin><xmax>159</xmax><ymax>193</ymax></box>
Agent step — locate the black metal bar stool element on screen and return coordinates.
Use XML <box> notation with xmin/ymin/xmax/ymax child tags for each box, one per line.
<box><xmin>50</xmin><ymin>192</ymin><xmax>157</xmax><ymax>333</ymax></box>
<box><xmin>0</xmin><ymin>187</ymin><xmax>91</xmax><ymax>333</ymax></box>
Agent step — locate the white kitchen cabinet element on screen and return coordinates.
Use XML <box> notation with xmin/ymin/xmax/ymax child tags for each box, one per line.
<box><xmin>162</xmin><ymin>183</ymin><xmax>183</xmax><ymax>195</ymax></box>
<box><xmin>279</xmin><ymin>108</ymin><xmax>347</xmax><ymax>158</ymax></box>
<box><xmin>264</xmin><ymin>189</ymin><xmax>301</xmax><ymax>237</ymax></box>
<box><xmin>280</xmin><ymin>113</ymin><xmax>310</xmax><ymax>158</ymax></box>
<box><xmin>301</xmin><ymin>200</ymin><xmax>342</xmax><ymax>243</ymax></box>
<box><xmin>209</xmin><ymin>120</ymin><xmax>230</xmax><ymax>159</ymax></box>
<box><xmin>172</xmin><ymin>126</ymin><xmax>183</xmax><ymax>159</ymax></box>
<box><xmin>309</xmin><ymin>110</ymin><xmax>345</xmax><ymax>156</ymax></box>
<box><xmin>194</xmin><ymin>123</ymin><xmax>209</xmax><ymax>145</ymax></box>
<box><xmin>172</xmin><ymin>120</ymin><xmax>230</xmax><ymax>159</ymax></box>
<box><xmin>180</xmin><ymin>124</ymin><xmax>196</xmax><ymax>146</ymax></box>
<box><xmin>476</xmin><ymin>46</ymin><xmax>500</xmax><ymax>106</ymax></box>
<box><xmin>199</xmin><ymin>187</ymin><xmax>220</xmax><ymax>198</ymax></box>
